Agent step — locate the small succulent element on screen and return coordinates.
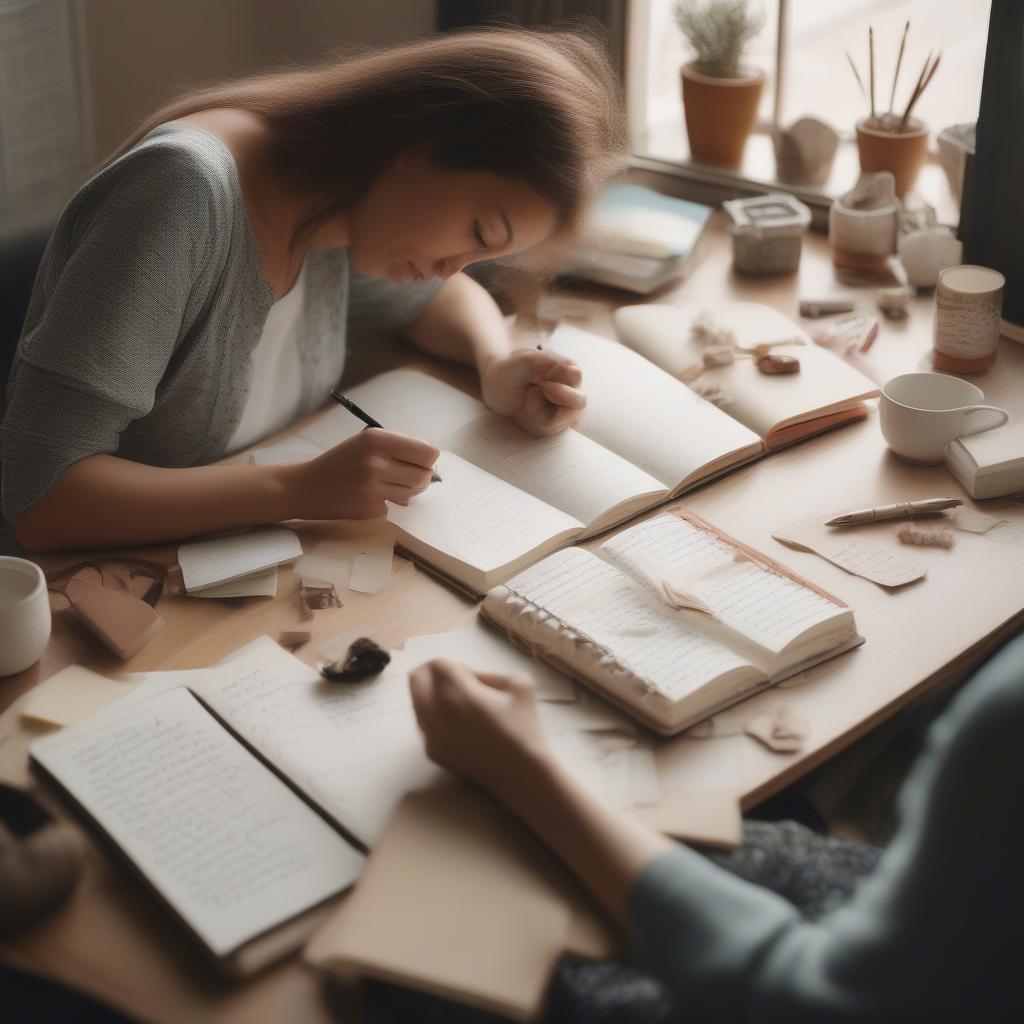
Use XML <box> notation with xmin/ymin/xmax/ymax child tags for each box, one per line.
<box><xmin>675</xmin><ymin>0</ymin><xmax>765</xmax><ymax>79</ymax></box>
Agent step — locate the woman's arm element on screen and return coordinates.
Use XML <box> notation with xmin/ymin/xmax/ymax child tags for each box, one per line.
<box><xmin>14</xmin><ymin>429</ymin><xmax>439</xmax><ymax>552</ymax></box>
<box><xmin>409</xmin><ymin>659</ymin><xmax>672</xmax><ymax>924</ymax></box>
<box><xmin>410</xmin><ymin>655</ymin><xmax>1024</xmax><ymax>1022</ymax></box>
<box><xmin>402</xmin><ymin>272</ymin><xmax>586</xmax><ymax>436</ymax></box>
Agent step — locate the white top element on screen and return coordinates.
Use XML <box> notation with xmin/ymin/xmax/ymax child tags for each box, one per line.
<box><xmin>226</xmin><ymin>262</ymin><xmax>307</xmax><ymax>454</ymax></box>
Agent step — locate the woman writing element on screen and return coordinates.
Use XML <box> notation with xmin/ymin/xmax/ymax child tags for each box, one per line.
<box><xmin>2</xmin><ymin>28</ymin><xmax>622</xmax><ymax>551</ymax></box>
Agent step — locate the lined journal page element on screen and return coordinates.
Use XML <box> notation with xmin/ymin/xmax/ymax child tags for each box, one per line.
<box><xmin>503</xmin><ymin>547</ymin><xmax>753</xmax><ymax>703</ymax></box>
<box><xmin>31</xmin><ymin>688</ymin><xmax>362</xmax><ymax>957</ymax></box>
<box><xmin>387</xmin><ymin>451</ymin><xmax>583</xmax><ymax>575</ymax></box>
<box><xmin>599</xmin><ymin>514</ymin><xmax>844</xmax><ymax>654</ymax></box>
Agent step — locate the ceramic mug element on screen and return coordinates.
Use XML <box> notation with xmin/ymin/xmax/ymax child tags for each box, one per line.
<box><xmin>0</xmin><ymin>557</ymin><xmax>51</xmax><ymax>676</ymax></box>
<box><xmin>880</xmin><ymin>372</ymin><xmax>1009</xmax><ymax>465</ymax></box>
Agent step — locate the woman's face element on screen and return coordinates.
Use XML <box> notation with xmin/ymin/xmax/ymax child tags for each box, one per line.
<box><xmin>346</xmin><ymin>153</ymin><xmax>559</xmax><ymax>283</ymax></box>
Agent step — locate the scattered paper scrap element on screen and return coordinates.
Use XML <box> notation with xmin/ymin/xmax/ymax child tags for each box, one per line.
<box><xmin>950</xmin><ymin>507</ymin><xmax>1003</xmax><ymax>534</ymax></box>
<box><xmin>659</xmin><ymin>569</ymin><xmax>716</xmax><ymax>616</ymax></box>
<box><xmin>402</xmin><ymin>622</ymin><xmax>577</xmax><ymax>703</ymax></box>
<box><xmin>632</xmin><ymin>790</ymin><xmax>742</xmax><ymax>849</ymax></box>
<box><xmin>178</xmin><ymin>527</ymin><xmax>301</xmax><ymax>594</ymax></box>
<box><xmin>774</xmin><ymin>514</ymin><xmax>926</xmax><ymax>588</ymax></box>
<box><xmin>293</xmin><ymin>539</ymin><xmax>359</xmax><ymax>589</ymax></box>
<box><xmin>294</xmin><ymin>528</ymin><xmax>397</xmax><ymax>595</ymax></box>
<box><xmin>21</xmin><ymin>666</ymin><xmax>137</xmax><ymax>729</ymax></box>
<box><xmin>744</xmin><ymin>704</ymin><xmax>809</xmax><ymax>754</ymax></box>
<box><xmin>349</xmin><ymin>530</ymin><xmax>397</xmax><ymax>595</ymax></box>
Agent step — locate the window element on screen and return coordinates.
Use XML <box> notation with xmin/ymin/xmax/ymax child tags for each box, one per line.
<box><xmin>627</xmin><ymin>0</ymin><xmax>991</xmax><ymax>209</ymax></box>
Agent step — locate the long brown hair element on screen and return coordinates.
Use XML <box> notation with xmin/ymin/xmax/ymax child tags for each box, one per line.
<box><xmin>111</xmin><ymin>25</ymin><xmax>625</xmax><ymax>253</ymax></box>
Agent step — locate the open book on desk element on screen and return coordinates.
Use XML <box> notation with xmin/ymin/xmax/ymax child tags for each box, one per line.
<box><xmin>29</xmin><ymin>638</ymin><xmax>446</xmax><ymax>975</ymax></box>
<box><xmin>614</xmin><ymin>302</ymin><xmax>880</xmax><ymax>449</ymax></box>
<box><xmin>481</xmin><ymin>508</ymin><xmax>863</xmax><ymax>735</ymax></box>
<box><xmin>256</xmin><ymin>330</ymin><xmax>765</xmax><ymax>594</ymax></box>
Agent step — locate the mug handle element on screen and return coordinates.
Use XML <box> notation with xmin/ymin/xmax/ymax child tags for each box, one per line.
<box><xmin>962</xmin><ymin>405</ymin><xmax>1010</xmax><ymax>436</ymax></box>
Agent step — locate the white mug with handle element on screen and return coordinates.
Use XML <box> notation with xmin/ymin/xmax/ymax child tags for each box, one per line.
<box><xmin>880</xmin><ymin>372</ymin><xmax>1009</xmax><ymax>465</ymax></box>
<box><xmin>0</xmin><ymin>556</ymin><xmax>52</xmax><ymax>676</ymax></box>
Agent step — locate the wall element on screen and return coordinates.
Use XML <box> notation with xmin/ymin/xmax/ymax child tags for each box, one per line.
<box><xmin>81</xmin><ymin>0</ymin><xmax>437</xmax><ymax>159</ymax></box>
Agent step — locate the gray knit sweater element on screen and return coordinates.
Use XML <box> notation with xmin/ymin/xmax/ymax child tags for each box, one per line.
<box><xmin>1</xmin><ymin>123</ymin><xmax>441</xmax><ymax>526</ymax></box>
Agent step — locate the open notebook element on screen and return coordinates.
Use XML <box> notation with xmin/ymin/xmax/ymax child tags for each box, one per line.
<box><xmin>481</xmin><ymin>509</ymin><xmax>863</xmax><ymax>734</ymax></box>
<box><xmin>613</xmin><ymin>302</ymin><xmax>880</xmax><ymax>448</ymax></box>
<box><xmin>255</xmin><ymin>330</ymin><xmax>765</xmax><ymax>594</ymax></box>
<box><xmin>29</xmin><ymin>638</ymin><xmax>447</xmax><ymax>974</ymax></box>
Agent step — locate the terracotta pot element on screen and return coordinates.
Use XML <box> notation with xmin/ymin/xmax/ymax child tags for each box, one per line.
<box><xmin>855</xmin><ymin>116</ymin><xmax>929</xmax><ymax>198</ymax></box>
<box><xmin>680</xmin><ymin>63</ymin><xmax>765</xmax><ymax>168</ymax></box>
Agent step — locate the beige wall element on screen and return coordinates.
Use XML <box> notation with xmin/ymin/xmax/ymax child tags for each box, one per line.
<box><xmin>81</xmin><ymin>0</ymin><xmax>437</xmax><ymax>158</ymax></box>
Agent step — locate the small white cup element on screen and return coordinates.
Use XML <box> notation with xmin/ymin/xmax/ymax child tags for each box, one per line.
<box><xmin>0</xmin><ymin>556</ymin><xmax>52</xmax><ymax>676</ymax></box>
<box><xmin>880</xmin><ymin>372</ymin><xmax>1009</xmax><ymax>465</ymax></box>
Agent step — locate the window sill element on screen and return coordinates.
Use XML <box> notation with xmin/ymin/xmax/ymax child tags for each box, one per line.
<box><xmin>628</xmin><ymin>127</ymin><xmax>960</xmax><ymax>229</ymax></box>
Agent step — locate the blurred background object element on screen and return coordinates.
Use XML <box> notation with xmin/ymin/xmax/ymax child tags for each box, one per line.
<box><xmin>0</xmin><ymin>0</ymin><xmax>436</xmax><ymax>231</ymax></box>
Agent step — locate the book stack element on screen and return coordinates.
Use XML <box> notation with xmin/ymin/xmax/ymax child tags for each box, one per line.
<box><xmin>945</xmin><ymin>423</ymin><xmax>1024</xmax><ymax>499</ymax></box>
<box><xmin>561</xmin><ymin>183</ymin><xmax>713</xmax><ymax>294</ymax></box>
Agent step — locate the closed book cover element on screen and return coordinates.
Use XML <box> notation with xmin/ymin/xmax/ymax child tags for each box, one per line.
<box><xmin>562</xmin><ymin>184</ymin><xmax>713</xmax><ymax>291</ymax></box>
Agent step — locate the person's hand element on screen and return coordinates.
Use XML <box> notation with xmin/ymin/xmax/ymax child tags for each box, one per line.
<box><xmin>409</xmin><ymin>659</ymin><xmax>552</xmax><ymax>802</ymax></box>
<box><xmin>282</xmin><ymin>429</ymin><xmax>439</xmax><ymax>520</ymax></box>
<box><xmin>480</xmin><ymin>348</ymin><xmax>586</xmax><ymax>436</ymax></box>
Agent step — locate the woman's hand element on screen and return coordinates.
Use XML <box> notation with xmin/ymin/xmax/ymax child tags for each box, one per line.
<box><xmin>282</xmin><ymin>428</ymin><xmax>440</xmax><ymax>520</ymax></box>
<box><xmin>409</xmin><ymin>659</ymin><xmax>552</xmax><ymax>803</ymax></box>
<box><xmin>480</xmin><ymin>348</ymin><xmax>586</xmax><ymax>436</ymax></box>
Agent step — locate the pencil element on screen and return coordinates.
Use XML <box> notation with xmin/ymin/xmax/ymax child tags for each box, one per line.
<box><xmin>868</xmin><ymin>25</ymin><xmax>876</xmax><ymax>121</ymax></box>
<box><xmin>889</xmin><ymin>19</ymin><xmax>910</xmax><ymax>116</ymax></box>
<box><xmin>330</xmin><ymin>389</ymin><xmax>442</xmax><ymax>483</ymax></box>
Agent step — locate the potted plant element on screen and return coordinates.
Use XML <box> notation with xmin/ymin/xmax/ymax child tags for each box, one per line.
<box><xmin>846</xmin><ymin>24</ymin><xmax>938</xmax><ymax>198</ymax></box>
<box><xmin>675</xmin><ymin>0</ymin><xmax>765</xmax><ymax>168</ymax></box>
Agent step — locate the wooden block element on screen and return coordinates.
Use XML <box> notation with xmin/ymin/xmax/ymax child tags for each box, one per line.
<box><xmin>279</xmin><ymin>628</ymin><xmax>313</xmax><ymax>648</ymax></box>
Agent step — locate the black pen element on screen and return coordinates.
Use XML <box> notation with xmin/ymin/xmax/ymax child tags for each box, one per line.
<box><xmin>330</xmin><ymin>389</ymin><xmax>442</xmax><ymax>483</ymax></box>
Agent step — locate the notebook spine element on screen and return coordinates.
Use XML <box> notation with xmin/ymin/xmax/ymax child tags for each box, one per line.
<box><xmin>485</xmin><ymin>586</ymin><xmax>658</xmax><ymax>702</ymax></box>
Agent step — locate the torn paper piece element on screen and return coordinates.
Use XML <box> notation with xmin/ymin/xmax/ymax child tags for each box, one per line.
<box><xmin>632</xmin><ymin>790</ymin><xmax>742</xmax><ymax>848</ymax></box>
<box><xmin>745</xmin><ymin>704</ymin><xmax>810</xmax><ymax>754</ymax></box>
<box><xmin>773</xmin><ymin>514</ymin><xmax>926</xmax><ymax>588</ymax></box>
<box><xmin>950</xmin><ymin>507</ymin><xmax>1003</xmax><ymax>534</ymax></box>
<box><xmin>349</xmin><ymin>542</ymin><xmax>395</xmax><ymax>595</ymax></box>
<box><xmin>293</xmin><ymin>538</ymin><xmax>360</xmax><ymax>589</ymax></box>
<box><xmin>401</xmin><ymin>622</ymin><xmax>576</xmax><ymax>703</ymax></box>
<box><xmin>21</xmin><ymin>666</ymin><xmax>137</xmax><ymax>729</ymax></box>
<box><xmin>660</xmin><ymin>575</ymin><xmax>716</xmax><ymax>616</ymax></box>
<box><xmin>192</xmin><ymin>566</ymin><xmax>278</xmax><ymax>598</ymax></box>
<box><xmin>179</xmin><ymin>527</ymin><xmax>302</xmax><ymax>593</ymax></box>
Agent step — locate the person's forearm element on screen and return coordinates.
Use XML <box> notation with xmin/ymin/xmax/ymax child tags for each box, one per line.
<box><xmin>496</xmin><ymin>750</ymin><xmax>672</xmax><ymax>926</ymax></box>
<box><xmin>403</xmin><ymin>272</ymin><xmax>513</xmax><ymax>374</ymax></box>
<box><xmin>13</xmin><ymin>453</ymin><xmax>293</xmax><ymax>552</ymax></box>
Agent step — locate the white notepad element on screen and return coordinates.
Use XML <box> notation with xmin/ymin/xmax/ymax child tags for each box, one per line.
<box><xmin>178</xmin><ymin>528</ymin><xmax>302</xmax><ymax>593</ymax></box>
<box><xmin>31</xmin><ymin>687</ymin><xmax>362</xmax><ymax>958</ymax></box>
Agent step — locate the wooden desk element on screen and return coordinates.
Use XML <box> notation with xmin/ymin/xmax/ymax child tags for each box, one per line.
<box><xmin>4</xmin><ymin>218</ymin><xmax>1024</xmax><ymax>1023</ymax></box>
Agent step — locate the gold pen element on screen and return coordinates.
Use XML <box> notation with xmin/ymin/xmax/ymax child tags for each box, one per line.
<box><xmin>826</xmin><ymin>497</ymin><xmax>962</xmax><ymax>527</ymax></box>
